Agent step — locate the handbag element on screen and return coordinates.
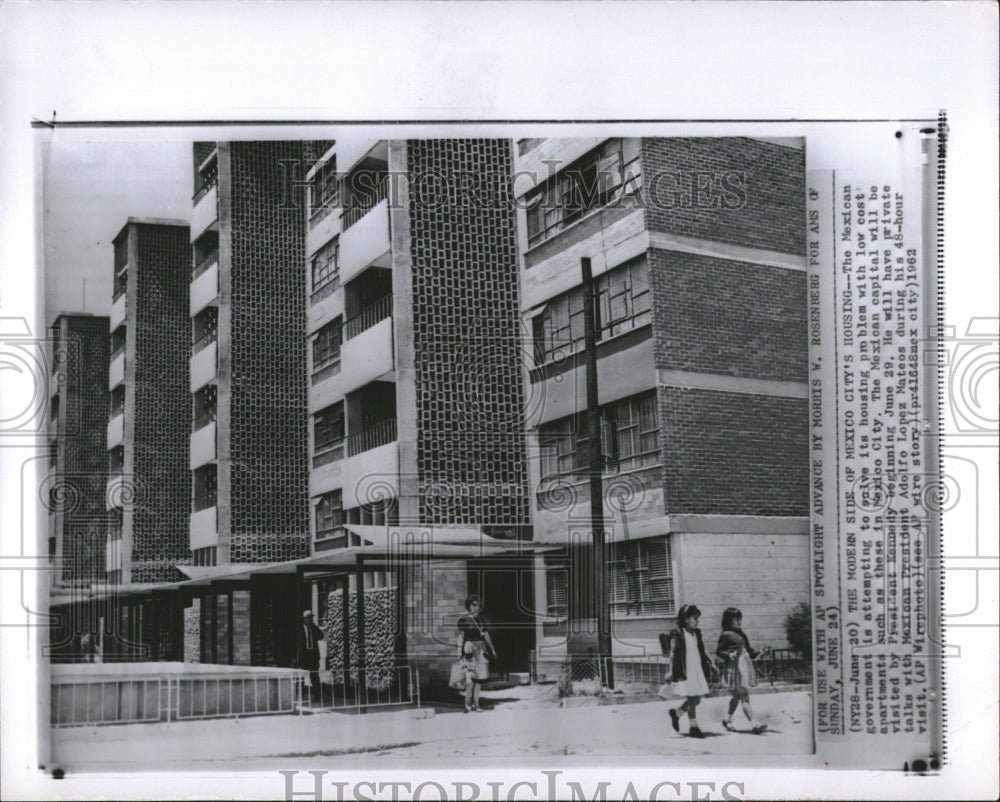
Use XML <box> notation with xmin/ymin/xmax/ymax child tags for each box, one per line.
<box><xmin>449</xmin><ymin>660</ymin><xmax>466</xmax><ymax>691</ymax></box>
<box><xmin>471</xmin><ymin>615</ymin><xmax>496</xmax><ymax>661</ymax></box>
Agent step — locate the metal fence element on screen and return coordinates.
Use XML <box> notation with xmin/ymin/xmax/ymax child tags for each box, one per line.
<box><xmin>51</xmin><ymin>678</ymin><xmax>168</xmax><ymax>727</ymax></box>
<box><xmin>529</xmin><ymin>651</ymin><xmax>811</xmax><ymax>695</ymax></box>
<box><xmin>173</xmin><ymin>672</ymin><xmax>300</xmax><ymax>721</ymax></box>
<box><xmin>51</xmin><ymin>670</ymin><xmax>303</xmax><ymax>727</ymax></box>
<box><xmin>299</xmin><ymin>665</ymin><xmax>420</xmax><ymax>712</ymax></box>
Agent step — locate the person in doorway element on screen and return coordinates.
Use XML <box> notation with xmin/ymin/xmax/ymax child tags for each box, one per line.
<box><xmin>717</xmin><ymin>607</ymin><xmax>767</xmax><ymax>734</ymax></box>
<box><xmin>457</xmin><ymin>594</ymin><xmax>497</xmax><ymax>713</ymax></box>
<box><xmin>664</xmin><ymin>604</ymin><xmax>713</xmax><ymax>738</ymax></box>
<box><xmin>79</xmin><ymin>631</ymin><xmax>96</xmax><ymax>663</ymax></box>
<box><xmin>296</xmin><ymin>610</ymin><xmax>325</xmax><ymax>700</ymax></box>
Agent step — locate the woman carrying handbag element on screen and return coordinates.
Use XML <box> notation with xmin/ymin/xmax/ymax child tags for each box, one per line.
<box><xmin>456</xmin><ymin>594</ymin><xmax>497</xmax><ymax>712</ymax></box>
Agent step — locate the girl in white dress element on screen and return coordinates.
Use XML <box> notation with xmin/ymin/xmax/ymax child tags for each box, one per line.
<box><xmin>716</xmin><ymin>607</ymin><xmax>767</xmax><ymax>734</ymax></box>
<box><xmin>665</xmin><ymin>604</ymin><xmax>713</xmax><ymax>738</ymax></box>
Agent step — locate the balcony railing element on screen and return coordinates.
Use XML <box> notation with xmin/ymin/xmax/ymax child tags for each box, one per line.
<box><xmin>340</xmin><ymin>175</ymin><xmax>389</xmax><ymax>231</ymax></box>
<box><xmin>192</xmin><ymin>328</ymin><xmax>217</xmax><ymax>355</ymax></box>
<box><xmin>193</xmin><ymin>489</ymin><xmax>217</xmax><ymax>513</ymax></box>
<box><xmin>313</xmin><ymin>439</ymin><xmax>345</xmax><ymax>468</ymax></box>
<box><xmin>109</xmin><ymin>452</ymin><xmax>124</xmax><ymax>473</ymax></box>
<box><xmin>347</xmin><ymin>418</ymin><xmax>397</xmax><ymax>457</ymax></box>
<box><xmin>192</xmin><ymin>248</ymin><xmax>219</xmax><ymax>280</ymax></box>
<box><xmin>343</xmin><ymin>294</ymin><xmax>392</xmax><ymax>341</ymax></box>
<box><xmin>193</xmin><ymin>171</ymin><xmax>218</xmax><ymax>204</ymax></box>
<box><xmin>112</xmin><ymin>280</ymin><xmax>127</xmax><ymax>302</ymax></box>
<box><xmin>110</xmin><ymin>400</ymin><xmax>125</xmax><ymax>418</ymax></box>
<box><xmin>192</xmin><ymin>408</ymin><xmax>217</xmax><ymax>432</ymax></box>
<box><xmin>110</xmin><ymin>343</ymin><xmax>125</xmax><ymax>361</ymax></box>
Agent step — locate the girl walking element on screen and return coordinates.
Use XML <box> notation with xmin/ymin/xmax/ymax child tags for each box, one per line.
<box><xmin>665</xmin><ymin>604</ymin><xmax>713</xmax><ymax>738</ymax></box>
<box><xmin>716</xmin><ymin>607</ymin><xmax>767</xmax><ymax>734</ymax></box>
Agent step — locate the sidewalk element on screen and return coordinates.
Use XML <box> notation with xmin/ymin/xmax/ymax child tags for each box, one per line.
<box><xmin>51</xmin><ymin>688</ymin><xmax>813</xmax><ymax>772</ymax></box>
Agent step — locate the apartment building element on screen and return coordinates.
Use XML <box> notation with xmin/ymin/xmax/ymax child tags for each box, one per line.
<box><xmin>47</xmin><ymin>313</ymin><xmax>110</xmax><ymax>588</ymax></box>
<box><xmin>514</xmin><ymin>137</ymin><xmax>810</xmax><ymax>656</ymax></box>
<box><xmin>302</xmin><ymin>139</ymin><xmax>535</xmax><ymax>682</ymax></box>
<box><xmin>106</xmin><ymin>219</ymin><xmax>191</xmax><ymax>586</ymax></box>
<box><xmin>186</xmin><ymin>140</ymin><xmax>323</xmax><ymax>664</ymax></box>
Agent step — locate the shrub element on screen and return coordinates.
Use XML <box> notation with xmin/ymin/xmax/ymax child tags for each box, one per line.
<box><xmin>784</xmin><ymin>602</ymin><xmax>812</xmax><ymax>660</ymax></box>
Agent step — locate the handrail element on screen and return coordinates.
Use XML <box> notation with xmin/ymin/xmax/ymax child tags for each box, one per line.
<box><xmin>192</xmin><ymin>328</ymin><xmax>217</xmax><ymax>354</ymax></box>
<box><xmin>343</xmin><ymin>294</ymin><xmax>392</xmax><ymax>340</ymax></box>
<box><xmin>340</xmin><ymin>175</ymin><xmax>389</xmax><ymax>230</ymax></box>
<box><xmin>192</xmin><ymin>247</ymin><xmax>219</xmax><ymax>279</ymax></box>
<box><xmin>346</xmin><ymin>418</ymin><xmax>397</xmax><ymax>456</ymax></box>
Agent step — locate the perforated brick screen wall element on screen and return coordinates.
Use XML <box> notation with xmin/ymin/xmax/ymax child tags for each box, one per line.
<box><xmin>641</xmin><ymin>137</ymin><xmax>806</xmax><ymax>256</ymax></box>
<box><xmin>407</xmin><ymin>139</ymin><xmax>530</xmax><ymax>528</ymax></box>
<box><xmin>228</xmin><ymin>141</ymin><xmax>310</xmax><ymax>562</ymax></box>
<box><xmin>52</xmin><ymin>315</ymin><xmax>109</xmax><ymax>582</ymax></box>
<box><xmin>130</xmin><ymin>224</ymin><xmax>191</xmax><ymax>583</ymax></box>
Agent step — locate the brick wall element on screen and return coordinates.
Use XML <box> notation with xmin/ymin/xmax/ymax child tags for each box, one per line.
<box><xmin>658</xmin><ymin>387</ymin><xmax>808</xmax><ymax>516</ymax></box>
<box><xmin>54</xmin><ymin>315</ymin><xmax>110</xmax><ymax>583</ymax></box>
<box><xmin>228</xmin><ymin>141</ymin><xmax>309</xmax><ymax>563</ymax></box>
<box><xmin>407</xmin><ymin>139</ymin><xmax>530</xmax><ymax>529</ymax></box>
<box><xmin>641</xmin><ymin>138</ymin><xmax>805</xmax><ymax>256</ymax></box>
<box><xmin>131</xmin><ymin>224</ymin><xmax>191</xmax><ymax>582</ymax></box>
<box><xmin>649</xmin><ymin>249</ymin><xmax>808</xmax><ymax>383</ymax></box>
<box><xmin>406</xmin><ymin>560</ymin><xmax>467</xmax><ymax>688</ymax></box>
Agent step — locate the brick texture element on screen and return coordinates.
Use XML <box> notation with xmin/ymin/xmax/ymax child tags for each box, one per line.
<box><xmin>407</xmin><ymin>139</ymin><xmax>530</xmax><ymax>528</ymax></box>
<box><xmin>658</xmin><ymin>387</ymin><xmax>808</xmax><ymax>516</ymax></box>
<box><xmin>184</xmin><ymin>600</ymin><xmax>201</xmax><ymax>662</ymax></box>
<box><xmin>641</xmin><ymin>138</ymin><xmax>805</xmax><ymax>256</ymax></box>
<box><xmin>49</xmin><ymin>315</ymin><xmax>109</xmax><ymax>583</ymax></box>
<box><xmin>649</xmin><ymin>248</ymin><xmax>808</xmax><ymax>383</ymax></box>
<box><xmin>228</xmin><ymin>141</ymin><xmax>310</xmax><ymax>563</ymax></box>
<box><xmin>130</xmin><ymin>224</ymin><xmax>191</xmax><ymax>583</ymax></box>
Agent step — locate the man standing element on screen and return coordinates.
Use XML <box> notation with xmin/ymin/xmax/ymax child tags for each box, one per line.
<box><xmin>296</xmin><ymin>610</ymin><xmax>324</xmax><ymax>700</ymax></box>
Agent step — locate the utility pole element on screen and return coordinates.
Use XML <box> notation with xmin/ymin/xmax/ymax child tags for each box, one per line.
<box><xmin>580</xmin><ymin>257</ymin><xmax>614</xmax><ymax>689</ymax></box>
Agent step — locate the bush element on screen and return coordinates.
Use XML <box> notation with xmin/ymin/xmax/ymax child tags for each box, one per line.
<box><xmin>784</xmin><ymin>602</ymin><xmax>812</xmax><ymax>660</ymax></box>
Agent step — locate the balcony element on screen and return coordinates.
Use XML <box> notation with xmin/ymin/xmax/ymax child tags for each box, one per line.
<box><xmin>190</xmin><ymin>341</ymin><xmax>217</xmax><ymax>392</ymax></box>
<box><xmin>191</xmin><ymin>185</ymin><xmax>219</xmax><ymax>242</ymax></box>
<box><xmin>108</xmin><ymin>352</ymin><xmax>125</xmax><ymax>390</ymax></box>
<box><xmin>190</xmin><ymin>506</ymin><xmax>219</xmax><ymax>551</ymax></box>
<box><xmin>190</xmin><ymin>420</ymin><xmax>217</xmax><ymax>469</ymax></box>
<box><xmin>110</xmin><ymin>293</ymin><xmax>126</xmax><ymax>330</ymax></box>
<box><xmin>106</xmin><ymin>413</ymin><xmax>124</xmax><ymax>449</ymax></box>
<box><xmin>340</xmin><ymin>312</ymin><xmax>393</xmax><ymax>395</ymax></box>
<box><xmin>343</xmin><ymin>294</ymin><xmax>392</xmax><ymax>341</ymax></box>
<box><xmin>190</xmin><ymin>256</ymin><xmax>219</xmax><ymax>316</ymax></box>
<box><xmin>112</xmin><ymin>276</ymin><xmax>127</xmax><ymax>303</ymax></box>
<box><xmin>347</xmin><ymin>418</ymin><xmax>397</xmax><ymax>457</ymax></box>
<box><xmin>193</xmin><ymin>488</ymin><xmax>217</xmax><ymax>514</ymax></box>
<box><xmin>339</xmin><ymin>197</ymin><xmax>390</xmax><ymax>286</ymax></box>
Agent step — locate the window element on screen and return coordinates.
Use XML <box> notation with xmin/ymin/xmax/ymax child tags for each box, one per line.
<box><xmin>311</xmin><ymin>318</ymin><xmax>342</xmax><ymax>383</ymax></box>
<box><xmin>192</xmin><ymin>464</ymin><xmax>217</xmax><ymax>512</ymax></box>
<box><xmin>545</xmin><ymin>565</ymin><xmax>568</xmax><ymax>619</ymax></box>
<box><xmin>313</xmin><ymin>402</ymin><xmax>345</xmax><ymax>466</ymax></box>
<box><xmin>603</xmin><ymin>393</ymin><xmax>659</xmax><ymax>472</ymax></box>
<box><xmin>310</xmin><ymin>238</ymin><xmax>340</xmax><ymax>301</ymax></box>
<box><xmin>609</xmin><ymin>537</ymin><xmax>674</xmax><ymax>617</ymax></box>
<box><xmin>538</xmin><ymin>391</ymin><xmax>658</xmax><ymax>480</ymax></box>
<box><xmin>525</xmin><ymin>138</ymin><xmax>642</xmax><ymax>246</ymax></box>
<box><xmin>310</xmin><ymin>158</ymin><xmax>339</xmax><ymax>222</ymax></box>
<box><xmin>315</xmin><ymin>490</ymin><xmax>344</xmax><ymax>541</ymax></box>
<box><xmin>532</xmin><ymin>256</ymin><xmax>650</xmax><ymax>365</ymax></box>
